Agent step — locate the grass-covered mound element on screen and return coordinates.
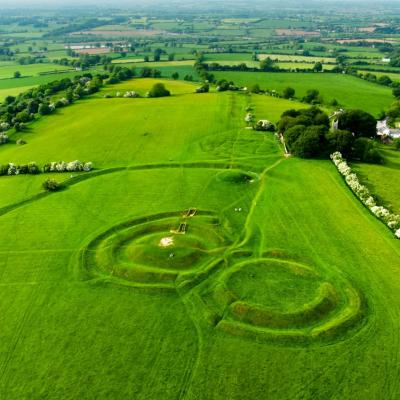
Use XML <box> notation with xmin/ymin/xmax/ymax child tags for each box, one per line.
<box><xmin>198</xmin><ymin>258</ymin><xmax>365</xmax><ymax>344</ymax></box>
<box><xmin>216</xmin><ymin>170</ymin><xmax>259</xmax><ymax>184</ymax></box>
<box><xmin>81</xmin><ymin>211</ymin><xmax>232</xmax><ymax>289</ymax></box>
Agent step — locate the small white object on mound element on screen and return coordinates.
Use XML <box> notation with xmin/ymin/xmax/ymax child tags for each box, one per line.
<box><xmin>159</xmin><ymin>237</ymin><xmax>174</xmax><ymax>247</ymax></box>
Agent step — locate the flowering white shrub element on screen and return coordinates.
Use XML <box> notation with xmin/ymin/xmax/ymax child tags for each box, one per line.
<box><xmin>365</xmin><ymin>197</ymin><xmax>376</xmax><ymax>208</ymax></box>
<box><xmin>83</xmin><ymin>162</ymin><xmax>93</xmax><ymax>171</ymax></box>
<box><xmin>66</xmin><ymin>160</ymin><xmax>83</xmax><ymax>171</ymax></box>
<box><xmin>0</xmin><ymin>133</ymin><xmax>9</xmax><ymax>144</ymax></box>
<box><xmin>331</xmin><ymin>151</ymin><xmax>400</xmax><ymax>239</ymax></box>
<box><xmin>7</xmin><ymin>163</ymin><xmax>18</xmax><ymax>175</ymax></box>
<box><xmin>45</xmin><ymin>160</ymin><xmax>93</xmax><ymax>173</ymax></box>
<box><xmin>0</xmin><ymin>122</ymin><xmax>10</xmax><ymax>132</ymax></box>
<box><xmin>123</xmin><ymin>91</ymin><xmax>140</xmax><ymax>98</ymax></box>
<box><xmin>254</xmin><ymin>119</ymin><xmax>275</xmax><ymax>132</ymax></box>
<box><xmin>56</xmin><ymin>161</ymin><xmax>68</xmax><ymax>172</ymax></box>
<box><xmin>59</xmin><ymin>98</ymin><xmax>69</xmax><ymax>106</ymax></box>
<box><xmin>245</xmin><ymin>113</ymin><xmax>254</xmax><ymax>124</ymax></box>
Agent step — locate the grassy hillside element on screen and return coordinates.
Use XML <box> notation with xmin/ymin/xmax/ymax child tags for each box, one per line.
<box><xmin>212</xmin><ymin>71</ymin><xmax>394</xmax><ymax>116</ymax></box>
<box><xmin>352</xmin><ymin>145</ymin><xmax>400</xmax><ymax>214</ymax></box>
<box><xmin>0</xmin><ymin>79</ymin><xmax>400</xmax><ymax>399</ymax></box>
<box><xmin>0</xmin><ymin>79</ymin><xmax>303</xmax><ymax>168</ymax></box>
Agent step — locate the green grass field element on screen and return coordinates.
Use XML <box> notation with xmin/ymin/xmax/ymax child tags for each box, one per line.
<box><xmin>0</xmin><ymin>68</ymin><xmax>104</xmax><ymax>101</ymax></box>
<box><xmin>358</xmin><ymin>70</ymin><xmax>400</xmax><ymax>82</ymax></box>
<box><xmin>212</xmin><ymin>71</ymin><xmax>394</xmax><ymax>116</ymax></box>
<box><xmin>1</xmin><ymin>77</ymin><xmax>400</xmax><ymax>399</ymax></box>
<box><xmin>0</xmin><ymin>62</ymin><xmax>73</xmax><ymax>79</ymax></box>
<box><xmin>352</xmin><ymin>145</ymin><xmax>400</xmax><ymax>214</ymax></box>
<box><xmin>0</xmin><ymin>85</ymin><xmax>36</xmax><ymax>101</ymax></box>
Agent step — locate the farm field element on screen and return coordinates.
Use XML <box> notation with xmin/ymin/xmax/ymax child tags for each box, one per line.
<box><xmin>0</xmin><ymin>62</ymin><xmax>73</xmax><ymax>79</ymax></box>
<box><xmin>0</xmin><ymin>68</ymin><xmax>104</xmax><ymax>101</ymax></box>
<box><xmin>212</xmin><ymin>71</ymin><xmax>394</xmax><ymax>115</ymax></box>
<box><xmin>358</xmin><ymin>70</ymin><xmax>400</xmax><ymax>82</ymax></box>
<box><xmin>259</xmin><ymin>53</ymin><xmax>336</xmax><ymax>63</ymax></box>
<box><xmin>0</xmin><ymin>78</ymin><xmax>400</xmax><ymax>399</ymax></box>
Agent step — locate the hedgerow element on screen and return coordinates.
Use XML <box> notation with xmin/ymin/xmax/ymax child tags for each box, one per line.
<box><xmin>331</xmin><ymin>151</ymin><xmax>400</xmax><ymax>238</ymax></box>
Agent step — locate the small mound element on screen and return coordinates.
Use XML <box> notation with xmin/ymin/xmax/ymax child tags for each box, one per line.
<box><xmin>201</xmin><ymin>258</ymin><xmax>367</xmax><ymax>344</ymax></box>
<box><xmin>216</xmin><ymin>170</ymin><xmax>259</xmax><ymax>184</ymax></box>
<box><xmin>79</xmin><ymin>210</ymin><xmax>231</xmax><ymax>289</ymax></box>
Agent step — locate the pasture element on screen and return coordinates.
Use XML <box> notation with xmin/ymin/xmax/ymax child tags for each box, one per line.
<box><xmin>212</xmin><ymin>71</ymin><xmax>394</xmax><ymax>116</ymax></box>
<box><xmin>0</xmin><ymin>62</ymin><xmax>73</xmax><ymax>79</ymax></box>
<box><xmin>0</xmin><ymin>78</ymin><xmax>400</xmax><ymax>399</ymax></box>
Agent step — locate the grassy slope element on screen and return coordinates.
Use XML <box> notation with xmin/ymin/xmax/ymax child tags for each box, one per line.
<box><xmin>0</xmin><ymin>85</ymin><xmax>36</xmax><ymax>101</ymax></box>
<box><xmin>0</xmin><ymin>79</ymin><xmax>399</xmax><ymax>399</ymax></box>
<box><xmin>0</xmin><ymin>79</ymin><xmax>302</xmax><ymax>167</ymax></box>
<box><xmin>352</xmin><ymin>145</ymin><xmax>400</xmax><ymax>214</ymax></box>
<box><xmin>212</xmin><ymin>71</ymin><xmax>394</xmax><ymax>116</ymax></box>
<box><xmin>0</xmin><ymin>68</ymin><xmax>104</xmax><ymax>101</ymax></box>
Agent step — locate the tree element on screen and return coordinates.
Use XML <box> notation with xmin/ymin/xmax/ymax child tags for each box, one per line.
<box><xmin>313</xmin><ymin>62</ymin><xmax>323</xmax><ymax>72</ymax></box>
<box><xmin>14</xmin><ymin>71</ymin><xmax>21</xmax><ymax>78</ymax></box>
<box><xmin>42</xmin><ymin>179</ymin><xmax>61</xmax><ymax>192</ymax></box>
<box><xmin>38</xmin><ymin>103</ymin><xmax>51</xmax><ymax>116</ymax></box>
<box><xmin>260</xmin><ymin>57</ymin><xmax>276</xmax><ymax>71</ymax></box>
<box><xmin>153</xmin><ymin>48</ymin><xmax>163</xmax><ymax>62</ymax></box>
<box><xmin>352</xmin><ymin>138</ymin><xmax>383</xmax><ymax>163</ymax></box>
<box><xmin>168</xmin><ymin>53</ymin><xmax>175</xmax><ymax>61</ymax></box>
<box><xmin>378</xmin><ymin>75</ymin><xmax>392</xmax><ymax>86</ymax></box>
<box><xmin>250</xmin><ymin>83</ymin><xmax>260</xmax><ymax>94</ymax></box>
<box><xmin>15</xmin><ymin>110</ymin><xmax>31</xmax><ymax>123</ymax></box>
<box><xmin>144</xmin><ymin>55</ymin><xmax>149</xmax><ymax>62</ymax></box>
<box><xmin>171</xmin><ymin>72</ymin><xmax>179</xmax><ymax>80</ymax></box>
<box><xmin>291</xmin><ymin>126</ymin><xmax>323</xmax><ymax>158</ymax></box>
<box><xmin>284</xmin><ymin>125</ymin><xmax>305</xmax><ymax>150</ymax></box>
<box><xmin>338</xmin><ymin>109</ymin><xmax>376</xmax><ymax>138</ymax></box>
<box><xmin>282</xmin><ymin>87</ymin><xmax>295</xmax><ymax>99</ymax></box>
<box><xmin>302</xmin><ymin>89</ymin><xmax>321</xmax><ymax>104</ymax></box>
<box><xmin>326</xmin><ymin>129</ymin><xmax>354</xmax><ymax>156</ymax></box>
<box><xmin>393</xmin><ymin>87</ymin><xmax>400</xmax><ymax>99</ymax></box>
<box><xmin>148</xmin><ymin>83</ymin><xmax>170</xmax><ymax>98</ymax></box>
<box><xmin>196</xmin><ymin>83</ymin><xmax>209</xmax><ymax>93</ymax></box>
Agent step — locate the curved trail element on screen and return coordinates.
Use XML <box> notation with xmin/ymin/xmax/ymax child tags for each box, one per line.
<box><xmin>0</xmin><ymin>160</ymin><xmax>265</xmax><ymax>219</ymax></box>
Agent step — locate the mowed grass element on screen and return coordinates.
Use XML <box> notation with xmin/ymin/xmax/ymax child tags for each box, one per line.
<box><xmin>352</xmin><ymin>145</ymin><xmax>400</xmax><ymax>214</ymax></box>
<box><xmin>212</xmin><ymin>71</ymin><xmax>394</xmax><ymax>116</ymax></box>
<box><xmin>0</xmin><ymin>80</ymin><xmax>400</xmax><ymax>399</ymax></box>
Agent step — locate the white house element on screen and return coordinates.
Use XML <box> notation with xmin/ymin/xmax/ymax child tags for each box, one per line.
<box><xmin>377</xmin><ymin>119</ymin><xmax>400</xmax><ymax>139</ymax></box>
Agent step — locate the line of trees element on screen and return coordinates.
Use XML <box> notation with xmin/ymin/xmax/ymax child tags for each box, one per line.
<box><xmin>279</xmin><ymin>107</ymin><xmax>382</xmax><ymax>163</ymax></box>
<box><xmin>0</xmin><ymin>74</ymin><xmax>104</xmax><ymax>132</ymax></box>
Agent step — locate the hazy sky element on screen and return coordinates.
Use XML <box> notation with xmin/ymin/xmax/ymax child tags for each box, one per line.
<box><xmin>0</xmin><ymin>0</ymin><xmax>399</xmax><ymax>8</ymax></box>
